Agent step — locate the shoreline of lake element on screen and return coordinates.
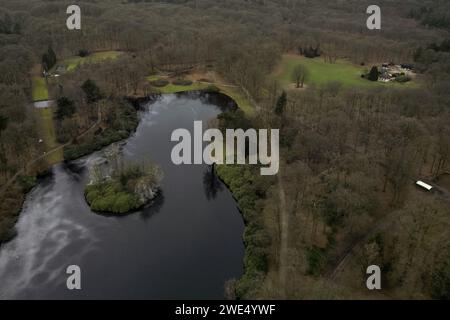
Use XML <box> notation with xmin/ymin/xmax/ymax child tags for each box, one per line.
<box><xmin>0</xmin><ymin>91</ymin><xmax>246</xmax><ymax>299</ymax></box>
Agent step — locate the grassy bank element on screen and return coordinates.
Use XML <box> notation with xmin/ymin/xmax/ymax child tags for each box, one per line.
<box><xmin>59</xmin><ymin>51</ymin><xmax>123</xmax><ymax>72</ymax></box>
<box><xmin>147</xmin><ymin>75</ymin><xmax>255</xmax><ymax>116</ymax></box>
<box><xmin>37</xmin><ymin>108</ymin><xmax>63</xmax><ymax>163</ymax></box>
<box><xmin>216</xmin><ymin>164</ymin><xmax>274</xmax><ymax>298</ymax></box>
<box><xmin>217</xmin><ymin>85</ymin><xmax>254</xmax><ymax>116</ymax></box>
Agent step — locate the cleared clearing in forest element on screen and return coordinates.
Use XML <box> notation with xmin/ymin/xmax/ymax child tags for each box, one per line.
<box><xmin>274</xmin><ymin>54</ymin><xmax>419</xmax><ymax>89</ymax></box>
<box><xmin>58</xmin><ymin>51</ymin><xmax>123</xmax><ymax>72</ymax></box>
<box><xmin>32</xmin><ymin>77</ymin><xmax>49</xmax><ymax>101</ymax></box>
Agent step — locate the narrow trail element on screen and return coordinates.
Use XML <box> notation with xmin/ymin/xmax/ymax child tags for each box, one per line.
<box><xmin>277</xmin><ymin>172</ymin><xmax>289</xmax><ymax>296</ymax></box>
<box><xmin>0</xmin><ymin>107</ymin><xmax>102</xmax><ymax>195</ymax></box>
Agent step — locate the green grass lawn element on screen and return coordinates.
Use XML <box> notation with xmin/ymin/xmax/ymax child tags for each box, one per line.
<box><xmin>147</xmin><ymin>75</ymin><xmax>210</xmax><ymax>93</ymax></box>
<box><xmin>32</xmin><ymin>77</ymin><xmax>49</xmax><ymax>101</ymax></box>
<box><xmin>36</xmin><ymin>107</ymin><xmax>63</xmax><ymax>163</ymax></box>
<box><xmin>157</xmin><ymin>82</ymin><xmax>210</xmax><ymax>94</ymax></box>
<box><xmin>61</xmin><ymin>51</ymin><xmax>123</xmax><ymax>72</ymax></box>
<box><xmin>217</xmin><ymin>85</ymin><xmax>254</xmax><ymax>116</ymax></box>
<box><xmin>147</xmin><ymin>75</ymin><xmax>163</xmax><ymax>82</ymax></box>
<box><xmin>274</xmin><ymin>54</ymin><xmax>418</xmax><ymax>89</ymax></box>
<box><xmin>147</xmin><ymin>75</ymin><xmax>255</xmax><ymax>116</ymax></box>
<box><xmin>32</xmin><ymin>74</ymin><xmax>61</xmax><ymax>163</ymax></box>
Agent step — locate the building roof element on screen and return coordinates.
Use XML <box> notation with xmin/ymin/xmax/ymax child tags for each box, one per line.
<box><xmin>416</xmin><ymin>180</ymin><xmax>433</xmax><ymax>191</ymax></box>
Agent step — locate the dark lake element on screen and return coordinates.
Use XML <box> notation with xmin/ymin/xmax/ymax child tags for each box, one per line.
<box><xmin>0</xmin><ymin>92</ymin><xmax>245</xmax><ymax>299</ymax></box>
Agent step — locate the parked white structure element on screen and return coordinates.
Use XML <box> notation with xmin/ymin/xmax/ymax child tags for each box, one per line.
<box><xmin>416</xmin><ymin>180</ymin><xmax>433</xmax><ymax>191</ymax></box>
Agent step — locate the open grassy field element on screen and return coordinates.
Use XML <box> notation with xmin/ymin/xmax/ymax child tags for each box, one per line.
<box><xmin>274</xmin><ymin>54</ymin><xmax>418</xmax><ymax>89</ymax></box>
<box><xmin>61</xmin><ymin>51</ymin><xmax>123</xmax><ymax>72</ymax></box>
<box><xmin>36</xmin><ymin>108</ymin><xmax>63</xmax><ymax>163</ymax></box>
<box><xmin>147</xmin><ymin>75</ymin><xmax>255</xmax><ymax>116</ymax></box>
<box><xmin>32</xmin><ymin>77</ymin><xmax>49</xmax><ymax>101</ymax></box>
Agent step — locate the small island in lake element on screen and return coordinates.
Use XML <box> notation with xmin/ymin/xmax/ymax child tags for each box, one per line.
<box><xmin>85</xmin><ymin>146</ymin><xmax>163</xmax><ymax>214</ymax></box>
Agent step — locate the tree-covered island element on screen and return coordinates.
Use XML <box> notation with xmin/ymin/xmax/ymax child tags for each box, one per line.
<box><xmin>85</xmin><ymin>146</ymin><xmax>163</xmax><ymax>214</ymax></box>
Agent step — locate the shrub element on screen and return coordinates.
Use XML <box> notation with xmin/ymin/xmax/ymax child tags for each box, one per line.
<box><xmin>204</xmin><ymin>85</ymin><xmax>220</xmax><ymax>93</ymax></box>
<box><xmin>216</xmin><ymin>164</ymin><xmax>274</xmax><ymax>298</ymax></box>
<box><xmin>78</xmin><ymin>49</ymin><xmax>90</xmax><ymax>57</ymax></box>
<box><xmin>81</xmin><ymin>79</ymin><xmax>102</xmax><ymax>103</ymax></box>
<box><xmin>430</xmin><ymin>260</ymin><xmax>450</xmax><ymax>299</ymax></box>
<box><xmin>274</xmin><ymin>91</ymin><xmax>287</xmax><ymax>116</ymax></box>
<box><xmin>42</xmin><ymin>45</ymin><xmax>57</xmax><ymax>71</ymax></box>
<box><xmin>150</xmin><ymin>79</ymin><xmax>169</xmax><ymax>87</ymax></box>
<box><xmin>395</xmin><ymin>75</ymin><xmax>411</xmax><ymax>83</ymax></box>
<box><xmin>85</xmin><ymin>150</ymin><xmax>162</xmax><ymax>215</ymax></box>
<box><xmin>306</xmin><ymin>246</ymin><xmax>327</xmax><ymax>276</ymax></box>
<box><xmin>368</xmin><ymin>66</ymin><xmax>379</xmax><ymax>81</ymax></box>
<box><xmin>18</xmin><ymin>175</ymin><xmax>37</xmax><ymax>192</ymax></box>
<box><xmin>56</xmin><ymin>97</ymin><xmax>76</xmax><ymax>120</ymax></box>
<box><xmin>85</xmin><ymin>181</ymin><xmax>140</xmax><ymax>214</ymax></box>
<box><xmin>171</xmin><ymin>78</ymin><xmax>193</xmax><ymax>86</ymax></box>
<box><xmin>245</xmin><ymin>245</ymin><xmax>268</xmax><ymax>274</ymax></box>
<box><xmin>299</xmin><ymin>45</ymin><xmax>321</xmax><ymax>58</ymax></box>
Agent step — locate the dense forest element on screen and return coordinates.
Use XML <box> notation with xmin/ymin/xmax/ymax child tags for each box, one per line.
<box><xmin>0</xmin><ymin>0</ymin><xmax>449</xmax><ymax>299</ymax></box>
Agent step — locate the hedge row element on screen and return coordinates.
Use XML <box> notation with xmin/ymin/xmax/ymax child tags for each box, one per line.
<box><xmin>216</xmin><ymin>164</ymin><xmax>274</xmax><ymax>298</ymax></box>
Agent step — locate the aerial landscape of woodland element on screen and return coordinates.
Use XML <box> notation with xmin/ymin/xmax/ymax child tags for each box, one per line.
<box><xmin>0</xmin><ymin>0</ymin><xmax>449</xmax><ymax>301</ymax></box>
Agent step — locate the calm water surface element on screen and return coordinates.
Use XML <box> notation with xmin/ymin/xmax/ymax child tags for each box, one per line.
<box><xmin>0</xmin><ymin>92</ymin><xmax>245</xmax><ymax>299</ymax></box>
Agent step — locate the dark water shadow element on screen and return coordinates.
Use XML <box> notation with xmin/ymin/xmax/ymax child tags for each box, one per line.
<box><xmin>62</xmin><ymin>161</ymin><xmax>87</xmax><ymax>183</ymax></box>
<box><xmin>139</xmin><ymin>190</ymin><xmax>165</xmax><ymax>221</ymax></box>
<box><xmin>203</xmin><ymin>165</ymin><xmax>223</xmax><ymax>201</ymax></box>
<box><xmin>137</xmin><ymin>91</ymin><xmax>238</xmax><ymax>114</ymax></box>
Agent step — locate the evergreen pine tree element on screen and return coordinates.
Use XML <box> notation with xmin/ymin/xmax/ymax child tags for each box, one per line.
<box><xmin>368</xmin><ymin>66</ymin><xmax>379</xmax><ymax>81</ymax></box>
<box><xmin>275</xmin><ymin>91</ymin><xmax>287</xmax><ymax>116</ymax></box>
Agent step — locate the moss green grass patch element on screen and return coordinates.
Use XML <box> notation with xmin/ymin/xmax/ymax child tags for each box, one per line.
<box><xmin>85</xmin><ymin>181</ymin><xmax>141</xmax><ymax>214</ymax></box>
<box><xmin>274</xmin><ymin>54</ymin><xmax>418</xmax><ymax>89</ymax></box>
<box><xmin>61</xmin><ymin>51</ymin><xmax>123</xmax><ymax>72</ymax></box>
<box><xmin>36</xmin><ymin>107</ymin><xmax>63</xmax><ymax>163</ymax></box>
<box><xmin>158</xmin><ymin>82</ymin><xmax>210</xmax><ymax>94</ymax></box>
<box><xmin>217</xmin><ymin>85</ymin><xmax>254</xmax><ymax>116</ymax></box>
<box><xmin>32</xmin><ymin>77</ymin><xmax>49</xmax><ymax>101</ymax></box>
<box><xmin>147</xmin><ymin>75</ymin><xmax>255</xmax><ymax>116</ymax></box>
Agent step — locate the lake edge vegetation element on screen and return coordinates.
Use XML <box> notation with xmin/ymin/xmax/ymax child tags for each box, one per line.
<box><xmin>85</xmin><ymin>146</ymin><xmax>163</xmax><ymax>214</ymax></box>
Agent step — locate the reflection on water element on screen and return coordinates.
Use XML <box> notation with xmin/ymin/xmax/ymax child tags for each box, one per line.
<box><xmin>0</xmin><ymin>92</ymin><xmax>244</xmax><ymax>299</ymax></box>
<box><xmin>203</xmin><ymin>165</ymin><xmax>224</xmax><ymax>201</ymax></box>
